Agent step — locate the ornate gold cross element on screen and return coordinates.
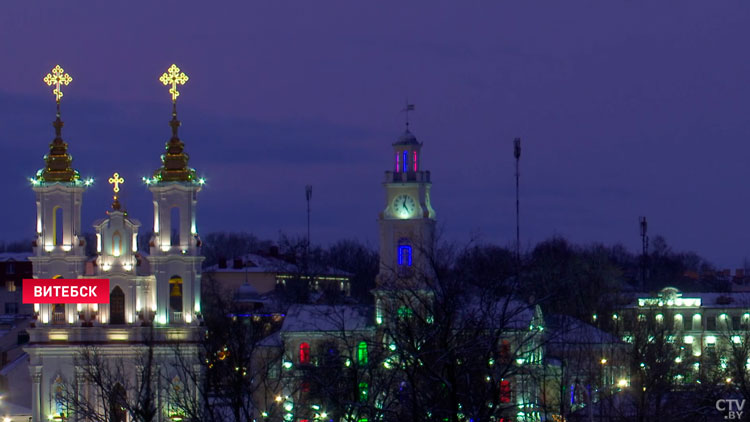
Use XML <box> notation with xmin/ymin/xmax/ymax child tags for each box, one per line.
<box><xmin>43</xmin><ymin>65</ymin><xmax>73</xmax><ymax>103</ymax></box>
<box><xmin>159</xmin><ymin>64</ymin><xmax>189</xmax><ymax>102</ymax></box>
<box><xmin>108</xmin><ymin>172</ymin><xmax>124</xmax><ymax>193</ymax></box>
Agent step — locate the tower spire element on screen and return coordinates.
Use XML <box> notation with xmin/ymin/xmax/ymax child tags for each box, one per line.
<box><xmin>36</xmin><ymin>65</ymin><xmax>79</xmax><ymax>183</ymax></box>
<box><xmin>152</xmin><ymin>64</ymin><xmax>198</xmax><ymax>183</ymax></box>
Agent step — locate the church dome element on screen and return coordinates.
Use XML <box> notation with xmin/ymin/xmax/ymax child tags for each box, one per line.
<box><xmin>393</xmin><ymin>129</ymin><xmax>420</xmax><ymax>146</ymax></box>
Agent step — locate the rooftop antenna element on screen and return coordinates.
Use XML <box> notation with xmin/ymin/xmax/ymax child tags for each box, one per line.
<box><xmin>306</xmin><ymin>185</ymin><xmax>313</xmax><ymax>256</ymax></box>
<box><xmin>514</xmin><ymin>138</ymin><xmax>522</xmax><ymax>267</ymax></box>
<box><xmin>639</xmin><ymin>216</ymin><xmax>649</xmax><ymax>290</ymax></box>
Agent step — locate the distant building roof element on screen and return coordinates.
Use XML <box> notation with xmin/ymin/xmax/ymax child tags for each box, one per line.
<box><xmin>459</xmin><ymin>296</ymin><xmax>542</xmax><ymax>331</ymax></box>
<box><xmin>280</xmin><ymin>304</ymin><xmax>371</xmax><ymax>333</ymax></box>
<box><xmin>0</xmin><ymin>253</ymin><xmax>30</xmax><ymax>262</ymax></box>
<box><xmin>205</xmin><ymin>253</ymin><xmax>352</xmax><ymax>278</ymax></box>
<box><xmin>626</xmin><ymin>287</ymin><xmax>750</xmax><ymax>309</ymax></box>
<box><xmin>546</xmin><ymin>314</ymin><xmax>622</xmax><ymax>345</ymax></box>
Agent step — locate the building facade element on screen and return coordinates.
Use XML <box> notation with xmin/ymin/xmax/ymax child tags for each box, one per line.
<box><xmin>23</xmin><ymin>84</ymin><xmax>204</xmax><ymax>421</ymax></box>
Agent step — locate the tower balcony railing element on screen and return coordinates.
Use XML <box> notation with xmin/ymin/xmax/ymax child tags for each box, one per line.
<box><xmin>385</xmin><ymin>170</ymin><xmax>430</xmax><ymax>183</ymax></box>
<box><xmin>52</xmin><ymin>311</ymin><xmax>66</xmax><ymax>324</ymax></box>
<box><xmin>171</xmin><ymin>311</ymin><xmax>183</xmax><ymax>323</ymax></box>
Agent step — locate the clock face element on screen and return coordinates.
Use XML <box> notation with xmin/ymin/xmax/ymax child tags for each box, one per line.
<box><xmin>392</xmin><ymin>194</ymin><xmax>417</xmax><ymax>218</ymax></box>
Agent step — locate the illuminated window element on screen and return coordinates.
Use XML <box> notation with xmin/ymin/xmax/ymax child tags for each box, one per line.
<box><xmin>299</xmin><ymin>342</ymin><xmax>311</xmax><ymax>364</ymax></box>
<box><xmin>169</xmin><ymin>276</ymin><xmax>183</xmax><ymax>313</ymax></box>
<box><xmin>403</xmin><ymin>151</ymin><xmax>408</xmax><ymax>172</ymax></box>
<box><xmin>398</xmin><ymin>245</ymin><xmax>412</xmax><ymax>266</ymax></box>
<box><xmin>358</xmin><ymin>382</ymin><xmax>368</xmax><ymax>402</ymax></box>
<box><xmin>413</xmin><ymin>151</ymin><xmax>417</xmax><ymax>171</ymax></box>
<box><xmin>357</xmin><ymin>341</ymin><xmax>368</xmax><ymax>365</ymax></box>
<box><xmin>500</xmin><ymin>380</ymin><xmax>511</xmax><ymax>403</ymax></box>
<box><xmin>397</xmin><ymin>306</ymin><xmax>413</xmax><ymax>319</ymax></box>
<box><xmin>112</xmin><ymin>231</ymin><xmax>122</xmax><ymax>257</ymax></box>
<box><xmin>5</xmin><ymin>281</ymin><xmax>15</xmax><ymax>292</ymax></box>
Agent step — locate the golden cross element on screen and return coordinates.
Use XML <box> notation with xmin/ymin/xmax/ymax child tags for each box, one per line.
<box><xmin>43</xmin><ymin>65</ymin><xmax>73</xmax><ymax>103</ymax></box>
<box><xmin>159</xmin><ymin>64</ymin><xmax>189</xmax><ymax>102</ymax></box>
<box><xmin>108</xmin><ymin>172</ymin><xmax>124</xmax><ymax>193</ymax></box>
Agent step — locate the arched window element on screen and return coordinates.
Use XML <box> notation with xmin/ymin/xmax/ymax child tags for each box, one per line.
<box><xmin>398</xmin><ymin>245</ymin><xmax>412</xmax><ymax>267</ymax></box>
<box><xmin>53</xmin><ymin>206</ymin><xmax>63</xmax><ymax>246</ymax></box>
<box><xmin>53</xmin><ymin>376</ymin><xmax>65</xmax><ymax>416</ymax></box>
<box><xmin>299</xmin><ymin>342</ymin><xmax>311</xmax><ymax>364</ymax></box>
<box><xmin>413</xmin><ymin>150</ymin><xmax>418</xmax><ymax>171</ymax></box>
<box><xmin>395</xmin><ymin>152</ymin><xmax>400</xmax><ymax>173</ymax></box>
<box><xmin>112</xmin><ymin>231</ymin><xmax>122</xmax><ymax>257</ymax></box>
<box><xmin>169</xmin><ymin>276</ymin><xmax>183</xmax><ymax>314</ymax></box>
<box><xmin>170</xmin><ymin>207</ymin><xmax>180</xmax><ymax>246</ymax></box>
<box><xmin>402</xmin><ymin>150</ymin><xmax>408</xmax><ymax>172</ymax></box>
<box><xmin>357</xmin><ymin>341</ymin><xmax>368</xmax><ymax>365</ymax></box>
<box><xmin>110</xmin><ymin>286</ymin><xmax>125</xmax><ymax>325</ymax></box>
<box><xmin>111</xmin><ymin>383</ymin><xmax>127</xmax><ymax>422</ymax></box>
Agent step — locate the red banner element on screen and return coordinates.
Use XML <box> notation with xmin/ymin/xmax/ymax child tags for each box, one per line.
<box><xmin>22</xmin><ymin>279</ymin><xmax>110</xmax><ymax>304</ymax></box>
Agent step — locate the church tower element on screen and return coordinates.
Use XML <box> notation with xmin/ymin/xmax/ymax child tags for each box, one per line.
<box><xmin>29</xmin><ymin>65</ymin><xmax>92</xmax><ymax>325</ymax></box>
<box><xmin>146</xmin><ymin>64</ymin><xmax>204</xmax><ymax>325</ymax></box>
<box><xmin>375</xmin><ymin>124</ymin><xmax>436</xmax><ymax>286</ymax></box>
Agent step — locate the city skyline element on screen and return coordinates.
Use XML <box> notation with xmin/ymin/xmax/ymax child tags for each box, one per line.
<box><xmin>2</xmin><ymin>2</ymin><xmax>750</xmax><ymax>267</ymax></box>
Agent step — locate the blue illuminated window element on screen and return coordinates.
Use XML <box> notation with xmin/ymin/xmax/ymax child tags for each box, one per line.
<box><xmin>403</xmin><ymin>151</ymin><xmax>408</xmax><ymax>172</ymax></box>
<box><xmin>398</xmin><ymin>245</ymin><xmax>412</xmax><ymax>266</ymax></box>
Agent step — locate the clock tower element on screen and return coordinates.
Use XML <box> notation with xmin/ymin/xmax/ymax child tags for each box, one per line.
<box><xmin>375</xmin><ymin>127</ymin><xmax>436</xmax><ymax>288</ymax></box>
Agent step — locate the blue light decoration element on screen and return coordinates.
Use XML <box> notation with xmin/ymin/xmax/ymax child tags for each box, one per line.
<box><xmin>398</xmin><ymin>245</ymin><xmax>412</xmax><ymax>266</ymax></box>
<box><xmin>570</xmin><ymin>384</ymin><xmax>575</xmax><ymax>404</ymax></box>
<box><xmin>403</xmin><ymin>151</ymin><xmax>408</xmax><ymax>172</ymax></box>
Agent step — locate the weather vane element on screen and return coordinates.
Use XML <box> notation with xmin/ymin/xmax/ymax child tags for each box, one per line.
<box><xmin>109</xmin><ymin>172</ymin><xmax>124</xmax><ymax>193</ymax></box>
<box><xmin>402</xmin><ymin>101</ymin><xmax>415</xmax><ymax>129</ymax></box>
<box><xmin>159</xmin><ymin>64</ymin><xmax>189</xmax><ymax>103</ymax></box>
<box><xmin>43</xmin><ymin>65</ymin><xmax>72</xmax><ymax>115</ymax></box>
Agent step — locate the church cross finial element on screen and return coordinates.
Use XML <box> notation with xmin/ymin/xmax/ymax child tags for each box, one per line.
<box><xmin>159</xmin><ymin>64</ymin><xmax>189</xmax><ymax>103</ymax></box>
<box><xmin>108</xmin><ymin>172</ymin><xmax>124</xmax><ymax>211</ymax></box>
<box><xmin>109</xmin><ymin>172</ymin><xmax>124</xmax><ymax>193</ymax></box>
<box><xmin>43</xmin><ymin>65</ymin><xmax>73</xmax><ymax>116</ymax></box>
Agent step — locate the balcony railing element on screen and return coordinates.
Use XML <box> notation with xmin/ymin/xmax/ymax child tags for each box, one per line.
<box><xmin>171</xmin><ymin>311</ymin><xmax>183</xmax><ymax>323</ymax></box>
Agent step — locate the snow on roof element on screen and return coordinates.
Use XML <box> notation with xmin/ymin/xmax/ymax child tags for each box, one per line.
<box><xmin>0</xmin><ymin>252</ymin><xmax>30</xmax><ymax>262</ymax></box>
<box><xmin>205</xmin><ymin>253</ymin><xmax>352</xmax><ymax>277</ymax></box>
<box><xmin>546</xmin><ymin>314</ymin><xmax>622</xmax><ymax>345</ymax></box>
<box><xmin>281</xmin><ymin>304</ymin><xmax>371</xmax><ymax>333</ymax></box>
<box><xmin>258</xmin><ymin>331</ymin><xmax>283</xmax><ymax>347</ymax></box>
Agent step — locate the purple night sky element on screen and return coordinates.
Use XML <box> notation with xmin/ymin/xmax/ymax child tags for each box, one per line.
<box><xmin>1</xmin><ymin>2</ymin><xmax>750</xmax><ymax>267</ymax></box>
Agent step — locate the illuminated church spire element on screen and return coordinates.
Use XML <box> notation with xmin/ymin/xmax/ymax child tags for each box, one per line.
<box><xmin>35</xmin><ymin>65</ymin><xmax>82</xmax><ymax>184</ymax></box>
<box><xmin>152</xmin><ymin>64</ymin><xmax>198</xmax><ymax>183</ymax></box>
